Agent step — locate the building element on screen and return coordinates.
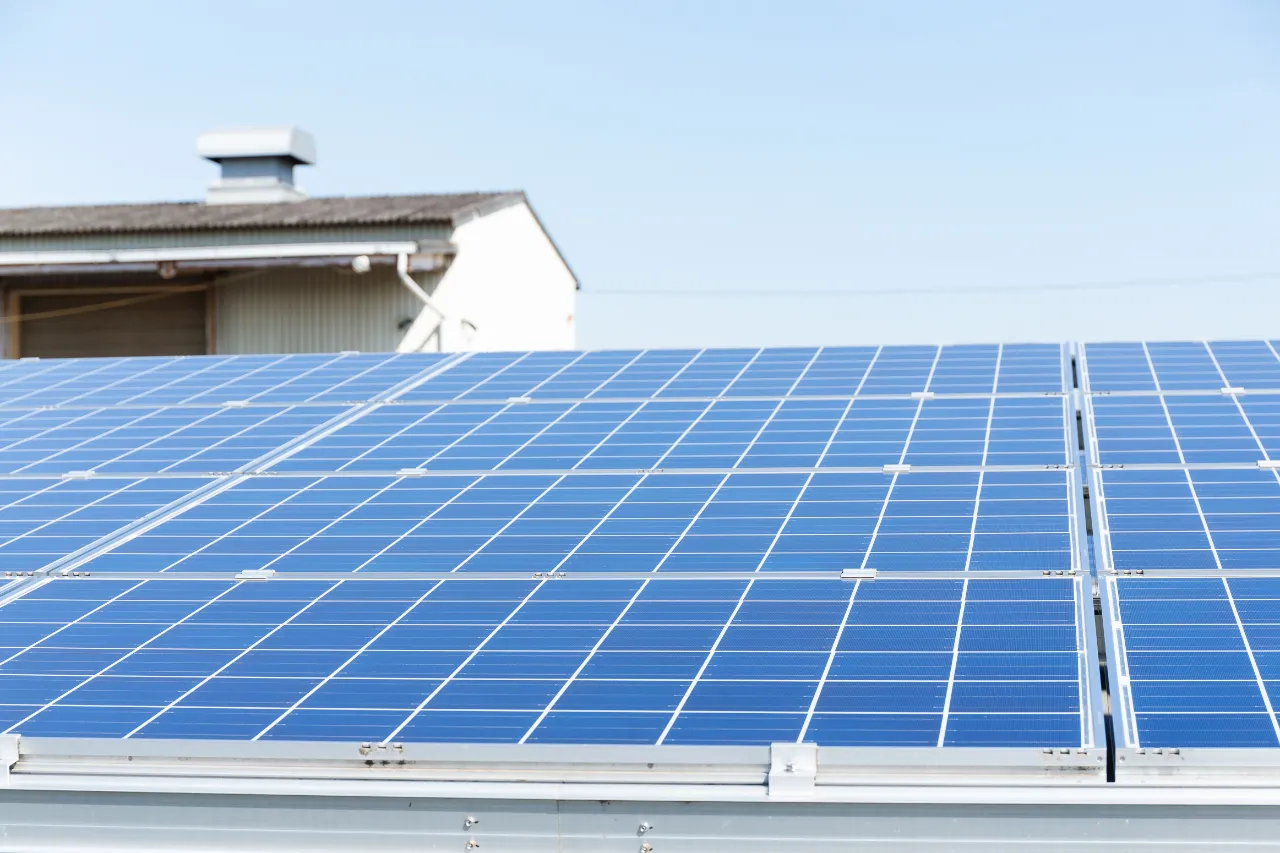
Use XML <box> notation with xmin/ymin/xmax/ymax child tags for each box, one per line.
<box><xmin>0</xmin><ymin>128</ymin><xmax>577</xmax><ymax>358</ymax></box>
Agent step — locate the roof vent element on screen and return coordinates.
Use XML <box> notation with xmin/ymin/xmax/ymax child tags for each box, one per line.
<box><xmin>197</xmin><ymin>127</ymin><xmax>316</xmax><ymax>205</ymax></box>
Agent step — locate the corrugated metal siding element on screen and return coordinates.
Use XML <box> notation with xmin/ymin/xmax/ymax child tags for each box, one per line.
<box><xmin>213</xmin><ymin>267</ymin><xmax>438</xmax><ymax>354</ymax></box>
<box><xmin>0</xmin><ymin>225</ymin><xmax>450</xmax><ymax>252</ymax></box>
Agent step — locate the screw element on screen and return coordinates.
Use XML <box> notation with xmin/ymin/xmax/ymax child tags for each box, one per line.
<box><xmin>638</xmin><ymin>822</ymin><xmax>652</xmax><ymax>835</ymax></box>
<box><xmin>466</xmin><ymin>841</ymin><xmax>480</xmax><ymax>850</ymax></box>
<box><xmin>785</xmin><ymin>762</ymin><xmax>795</xmax><ymax>772</ymax></box>
<box><xmin>640</xmin><ymin>845</ymin><xmax>654</xmax><ymax>853</ymax></box>
<box><xmin>465</xmin><ymin>817</ymin><xmax>479</xmax><ymax>829</ymax></box>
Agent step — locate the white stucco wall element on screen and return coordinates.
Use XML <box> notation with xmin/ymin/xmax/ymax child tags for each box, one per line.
<box><xmin>399</xmin><ymin>201</ymin><xmax>576</xmax><ymax>352</ymax></box>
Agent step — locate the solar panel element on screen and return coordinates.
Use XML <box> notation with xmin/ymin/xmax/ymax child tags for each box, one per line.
<box><xmin>0</xmin><ymin>478</ymin><xmax>213</xmax><ymax>573</ymax></box>
<box><xmin>0</xmin><ymin>344</ymin><xmax>1095</xmax><ymax>752</ymax></box>
<box><xmin>397</xmin><ymin>344</ymin><xmax>1068</xmax><ymax>402</ymax></box>
<box><xmin>64</xmin><ymin>470</ymin><xmax>1079</xmax><ymax>576</ymax></box>
<box><xmin>1103</xmin><ymin>576</ymin><xmax>1280</xmax><ymax>748</ymax></box>
<box><xmin>1086</xmin><ymin>395</ymin><xmax>1280</xmax><ymax>465</ymax></box>
<box><xmin>0</xmin><ymin>574</ymin><xmax>1095</xmax><ymax>747</ymax></box>
<box><xmin>1081</xmin><ymin>340</ymin><xmax>1280</xmax><ymax>392</ymax></box>
<box><xmin>0</xmin><ymin>352</ymin><xmax>452</xmax><ymax>409</ymax></box>
<box><xmin>0</xmin><ymin>405</ymin><xmax>352</xmax><ymax>475</ymax></box>
<box><xmin>271</xmin><ymin>396</ymin><xmax>1072</xmax><ymax>474</ymax></box>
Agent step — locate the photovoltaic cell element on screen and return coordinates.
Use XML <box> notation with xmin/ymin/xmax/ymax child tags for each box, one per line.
<box><xmin>1083</xmin><ymin>340</ymin><xmax>1280</xmax><ymax>393</ymax></box>
<box><xmin>0</xmin><ymin>575</ymin><xmax>1090</xmax><ymax>746</ymax></box>
<box><xmin>1095</xmin><ymin>468</ymin><xmax>1280</xmax><ymax>572</ymax></box>
<box><xmin>1107</xmin><ymin>576</ymin><xmax>1280</xmax><ymax>747</ymax></box>
<box><xmin>0</xmin><ymin>478</ymin><xmax>212</xmax><ymax>572</ymax></box>
<box><xmin>0</xmin><ymin>405</ymin><xmax>351</xmax><ymax>475</ymax></box>
<box><xmin>272</xmin><ymin>396</ymin><xmax>1070</xmax><ymax>474</ymax></box>
<box><xmin>72</xmin><ymin>470</ymin><xmax>1077</xmax><ymax>575</ymax></box>
<box><xmin>1089</xmin><ymin>395</ymin><xmax>1280</xmax><ymax>465</ymax></box>
<box><xmin>397</xmin><ymin>344</ymin><xmax>1066</xmax><ymax>402</ymax></box>
<box><xmin>0</xmin><ymin>352</ymin><xmax>449</xmax><ymax>410</ymax></box>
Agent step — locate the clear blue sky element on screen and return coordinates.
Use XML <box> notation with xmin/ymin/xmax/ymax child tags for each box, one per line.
<box><xmin>3</xmin><ymin>1</ymin><xmax>1280</xmax><ymax>348</ymax></box>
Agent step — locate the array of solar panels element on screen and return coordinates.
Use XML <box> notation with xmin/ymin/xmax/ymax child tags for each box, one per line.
<box><xmin>1083</xmin><ymin>341</ymin><xmax>1280</xmax><ymax>749</ymax></box>
<box><xmin>0</xmin><ymin>345</ymin><xmax>1102</xmax><ymax>748</ymax></box>
<box><xmin>5</xmin><ymin>340</ymin><xmax>1276</xmax><ymax>752</ymax></box>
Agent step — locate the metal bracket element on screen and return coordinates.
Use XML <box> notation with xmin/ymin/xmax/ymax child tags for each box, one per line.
<box><xmin>396</xmin><ymin>468</ymin><xmax>428</xmax><ymax>477</ymax></box>
<box><xmin>1258</xmin><ymin>460</ymin><xmax>1280</xmax><ymax>470</ymax></box>
<box><xmin>1221</xmin><ymin>386</ymin><xmax>1247</xmax><ymax>396</ymax></box>
<box><xmin>882</xmin><ymin>463</ymin><xmax>911</xmax><ymax>474</ymax></box>
<box><xmin>235</xmin><ymin>569</ymin><xmax>276</xmax><ymax>581</ymax></box>
<box><xmin>840</xmin><ymin>568</ymin><xmax>877</xmax><ymax>580</ymax></box>
<box><xmin>60</xmin><ymin>471</ymin><xmax>94</xmax><ymax>480</ymax></box>
<box><xmin>0</xmin><ymin>735</ymin><xmax>18</xmax><ymax>787</ymax></box>
<box><xmin>768</xmin><ymin>742</ymin><xmax>817</xmax><ymax>799</ymax></box>
<box><xmin>506</xmin><ymin>396</ymin><xmax>532</xmax><ymax>404</ymax></box>
<box><xmin>221</xmin><ymin>400</ymin><xmax>251</xmax><ymax>408</ymax></box>
<box><xmin>910</xmin><ymin>391</ymin><xmax>935</xmax><ymax>400</ymax></box>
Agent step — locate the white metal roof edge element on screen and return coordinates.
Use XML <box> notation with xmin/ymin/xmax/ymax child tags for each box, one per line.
<box><xmin>4</xmin><ymin>737</ymin><xmax>1112</xmax><ymax>803</ymax></box>
<box><xmin>0</xmin><ymin>240</ymin><xmax>456</xmax><ymax>275</ymax></box>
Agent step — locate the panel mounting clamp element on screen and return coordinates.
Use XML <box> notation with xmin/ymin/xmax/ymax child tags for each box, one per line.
<box><xmin>395</xmin><ymin>468</ymin><xmax>428</xmax><ymax>477</ymax></box>
<box><xmin>910</xmin><ymin>391</ymin><xmax>935</xmax><ymax>400</ymax></box>
<box><xmin>60</xmin><ymin>471</ymin><xmax>94</xmax><ymax>479</ymax></box>
<box><xmin>506</xmin><ymin>396</ymin><xmax>532</xmax><ymax>404</ymax></box>
<box><xmin>882</xmin><ymin>463</ymin><xmax>911</xmax><ymax>474</ymax></box>
<box><xmin>235</xmin><ymin>569</ymin><xmax>276</xmax><ymax>581</ymax></box>
<box><xmin>0</xmin><ymin>735</ymin><xmax>18</xmax><ymax>787</ymax></box>
<box><xmin>768</xmin><ymin>742</ymin><xmax>817</xmax><ymax>799</ymax></box>
<box><xmin>221</xmin><ymin>400</ymin><xmax>251</xmax><ymax>408</ymax></box>
<box><xmin>1258</xmin><ymin>460</ymin><xmax>1280</xmax><ymax>470</ymax></box>
<box><xmin>840</xmin><ymin>568</ymin><xmax>877</xmax><ymax>580</ymax></box>
<box><xmin>1221</xmin><ymin>386</ymin><xmax>1247</xmax><ymax>396</ymax></box>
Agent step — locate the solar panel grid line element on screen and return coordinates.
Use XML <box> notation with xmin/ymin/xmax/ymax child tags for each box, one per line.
<box><xmin>840</xmin><ymin>350</ymin><xmax>946</xmax><ymax>567</ymax></box>
<box><xmin>517</xmin><ymin>578</ymin><xmax>653</xmax><ymax>743</ymax></box>
<box><xmin>41</xmin><ymin>388</ymin><xmax>431</xmax><ymax>577</ymax></box>
<box><xmin>936</xmin><ymin>577</ymin><xmax>971</xmax><ymax>746</ymax></box>
<box><xmin>644</xmin><ymin>370</ymin><xmax>812</xmax><ymax>574</ymax></box>
<box><xmin>383</xmin><ymin>577</ymin><xmax>552</xmax><ymax>742</ymax></box>
<box><xmin>434</xmin><ymin>351</ymin><xmax>540</xmax><ymax>402</ymax></box>
<box><xmin>9</xmin><ymin>405</ymin><xmax>258</xmax><ymax>477</ymax></box>
<box><xmin>0</xmin><ymin>357</ymin><xmax>142</xmax><ymax>408</ymax></box>
<box><xmin>654</xmin><ymin>577</ymin><xmax>757</xmax><ymax>745</ymax></box>
<box><xmin>245</xmin><ymin>479</ymin><xmax>411</xmax><ymax>576</ymax></box>
<box><xmin>250</xmin><ymin>579</ymin><xmax>448</xmax><ymax>740</ymax></box>
<box><xmin>66</xmin><ymin>354</ymin><xmax>251</xmax><ymax>409</ymax></box>
<box><xmin>0</xmin><ymin>577</ymin><xmax>148</xmax><ymax>672</ymax></box>
<box><xmin>1201</xmin><ymin>343</ymin><xmax>1271</xmax><ymax>462</ymax></box>
<box><xmin>795</xmin><ymin>578</ymin><xmax>860</xmax><ymax>742</ymax></box>
<box><xmin>750</xmin><ymin>398</ymin><xmax>859</xmax><ymax>572</ymax></box>
<box><xmin>1217</xmin><ymin>577</ymin><xmax>1280</xmax><ymax>743</ymax></box>
<box><xmin>149</xmin><ymin>478</ymin><xmax>330</xmax><ymax>574</ymax></box>
<box><xmin>0</xmin><ymin>579</ymin><xmax>250</xmax><ymax>735</ymax></box>
<box><xmin>120</xmin><ymin>578</ymin><xmax>349</xmax><ymax>738</ymax></box>
<box><xmin>1</xmin><ymin>477</ymin><xmax>160</xmax><ymax>557</ymax></box>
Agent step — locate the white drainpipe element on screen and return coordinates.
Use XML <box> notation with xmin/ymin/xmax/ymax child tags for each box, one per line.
<box><xmin>395</xmin><ymin>253</ymin><xmax>450</xmax><ymax>352</ymax></box>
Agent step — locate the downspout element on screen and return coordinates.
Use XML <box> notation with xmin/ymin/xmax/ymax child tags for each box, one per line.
<box><xmin>396</xmin><ymin>252</ymin><xmax>447</xmax><ymax>352</ymax></box>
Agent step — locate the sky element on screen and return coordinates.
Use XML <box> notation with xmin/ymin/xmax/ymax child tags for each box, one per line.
<box><xmin>3</xmin><ymin>0</ymin><xmax>1280</xmax><ymax>348</ymax></box>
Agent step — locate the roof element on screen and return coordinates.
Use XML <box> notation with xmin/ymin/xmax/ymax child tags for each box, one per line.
<box><xmin>0</xmin><ymin>192</ymin><xmax>525</xmax><ymax>237</ymax></box>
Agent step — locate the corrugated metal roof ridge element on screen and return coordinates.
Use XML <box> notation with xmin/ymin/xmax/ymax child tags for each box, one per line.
<box><xmin>0</xmin><ymin>192</ymin><xmax>526</xmax><ymax>236</ymax></box>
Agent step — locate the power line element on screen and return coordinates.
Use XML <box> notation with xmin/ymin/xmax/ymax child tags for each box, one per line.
<box><xmin>587</xmin><ymin>272</ymin><xmax>1280</xmax><ymax>297</ymax></box>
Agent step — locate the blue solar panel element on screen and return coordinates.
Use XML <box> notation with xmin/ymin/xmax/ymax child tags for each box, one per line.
<box><xmin>0</xmin><ymin>575</ymin><xmax>1092</xmax><ymax>746</ymax></box>
<box><xmin>0</xmin><ymin>353</ymin><xmax>451</xmax><ymax>409</ymax></box>
<box><xmin>397</xmin><ymin>344</ymin><xmax>1066</xmax><ymax>401</ymax></box>
<box><xmin>1093</xmin><ymin>468</ymin><xmax>1280</xmax><ymax>573</ymax></box>
<box><xmin>0</xmin><ymin>478</ymin><xmax>212</xmax><ymax>572</ymax></box>
<box><xmin>272</xmin><ymin>396</ymin><xmax>1071</xmax><ymax>473</ymax></box>
<box><xmin>0</xmin><ymin>404</ymin><xmax>352</xmax><ymax>475</ymax></box>
<box><xmin>68</xmin><ymin>470</ymin><xmax>1078</xmax><ymax>575</ymax></box>
<box><xmin>1082</xmin><ymin>340</ymin><xmax>1280</xmax><ymax>393</ymax></box>
<box><xmin>1105</xmin><ymin>576</ymin><xmax>1280</xmax><ymax>748</ymax></box>
<box><xmin>0</xmin><ymin>344</ymin><xmax>1090</xmax><ymax>750</ymax></box>
<box><xmin>1087</xmin><ymin>395</ymin><xmax>1280</xmax><ymax>465</ymax></box>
